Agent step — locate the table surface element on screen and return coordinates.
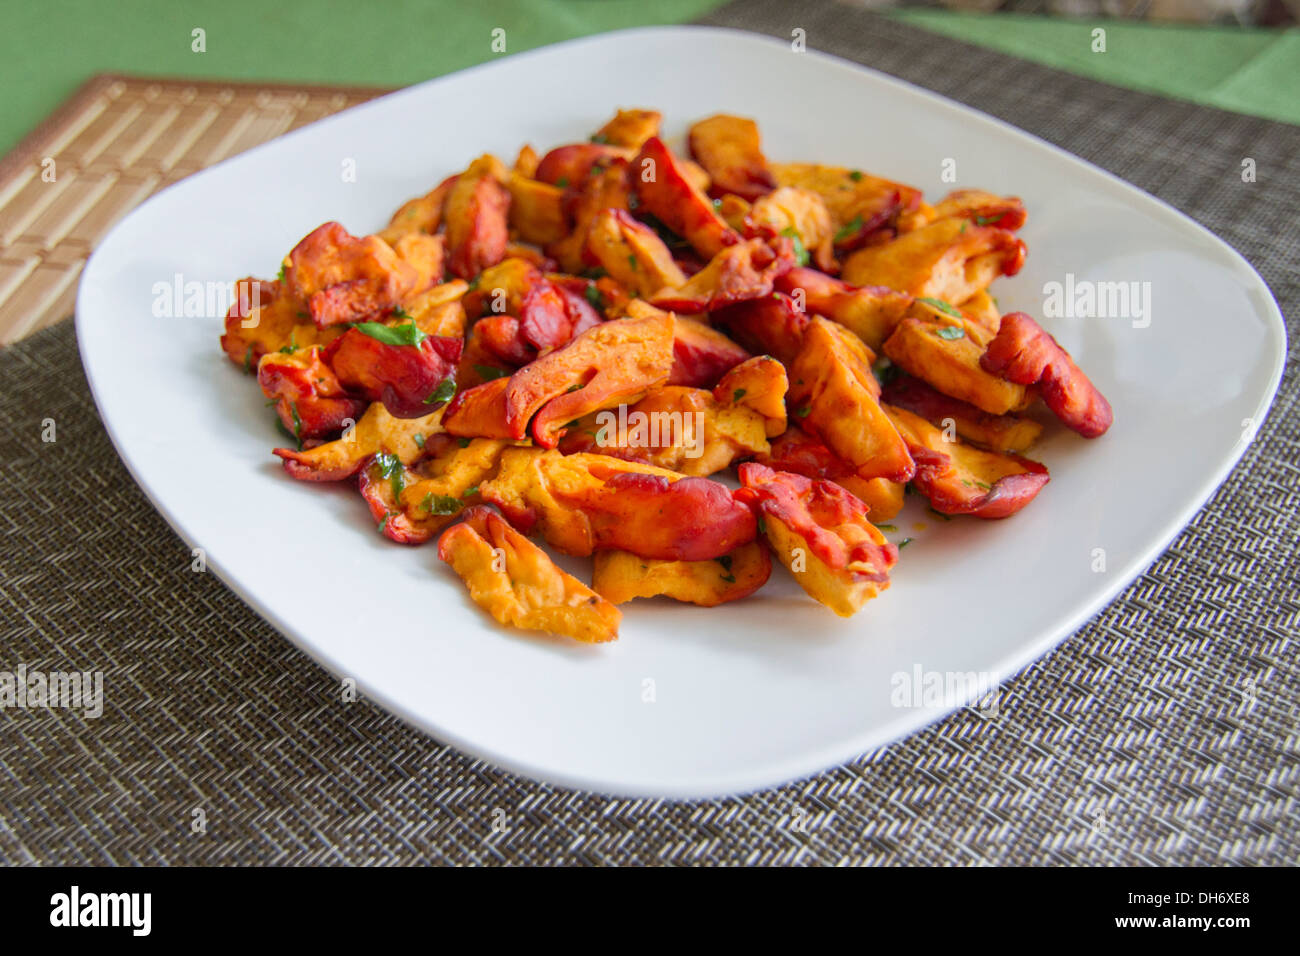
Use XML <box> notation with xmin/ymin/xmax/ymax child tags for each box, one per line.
<box><xmin>0</xmin><ymin>1</ymin><xmax>1296</xmax><ymax>160</ymax></box>
<box><xmin>0</xmin><ymin>0</ymin><xmax>1295</xmax><ymax>865</ymax></box>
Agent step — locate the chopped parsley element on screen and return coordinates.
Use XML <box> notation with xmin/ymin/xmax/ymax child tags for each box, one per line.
<box><xmin>458</xmin><ymin>437</ymin><xmax>471</xmax><ymax>448</ymax></box>
<box><xmin>974</xmin><ymin>213</ymin><xmax>1004</xmax><ymax>226</ymax></box>
<box><xmin>732</xmin><ymin>388</ymin><xmax>747</xmax><ymax>402</ymax></box>
<box><xmin>374</xmin><ymin>452</ymin><xmax>406</xmax><ymax>499</ymax></box>
<box><xmin>424</xmin><ymin>377</ymin><xmax>457</xmax><ymax>406</ymax></box>
<box><xmin>873</xmin><ymin>358</ymin><xmax>900</xmax><ymax>387</ymax></box>
<box><xmin>472</xmin><ymin>365</ymin><xmax>511</xmax><ymax>382</ymax></box>
<box><xmin>422</xmin><ymin>493</ymin><xmax>463</xmax><ymax>516</ymax></box>
<box><xmin>795</xmin><ymin>405</ymin><xmax>812</xmax><ymax>418</ymax></box>
<box><xmin>849</xmin><ymin>170</ymin><xmax>864</xmax><ymax>182</ymax></box>
<box><xmin>277</xmin><ymin>263</ymin><xmax>286</xmax><ymax>282</ymax></box>
<box><xmin>933</xmin><ymin>325</ymin><xmax>966</xmax><ymax>341</ymax></box>
<box><xmin>833</xmin><ymin>215</ymin><xmax>863</xmax><ymax>244</ymax></box>
<box><xmin>413</xmin><ymin>433</ymin><xmax>425</xmax><ymax>449</ymax></box>
<box><xmin>638</xmin><ymin>212</ymin><xmax>691</xmax><ymax>253</ymax></box>
<box><xmin>243</xmin><ymin>345</ymin><xmax>255</xmax><ymax>374</ymax></box>
<box><xmin>779</xmin><ymin>227</ymin><xmax>809</xmax><ymax>267</ymax></box>
<box><xmin>916</xmin><ymin>297</ymin><xmax>962</xmax><ymax>318</ymax></box>
<box><xmin>898</xmin><ymin>537</ymin><xmax>912</xmax><ymax>549</ymax></box>
<box><xmin>391</xmin><ymin>306</ymin><xmax>411</xmax><ymax>319</ymax></box>
<box><xmin>354</xmin><ymin>321</ymin><xmax>427</xmax><ymax>347</ymax></box>
<box><xmin>876</xmin><ymin>524</ymin><xmax>898</xmax><ymax>533</ymax></box>
<box><xmin>584</xmin><ymin>285</ymin><xmax>607</xmax><ymax>311</ymax></box>
<box><xmin>555</xmin><ymin>176</ymin><xmax>569</xmax><ymax>188</ymax></box>
<box><xmin>275</xmin><ymin>418</ymin><xmax>299</xmax><ymax>448</ymax></box>
<box><xmin>589</xmin><ymin>133</ymin><xmax>610</xmax><ymax>144</ymax></box>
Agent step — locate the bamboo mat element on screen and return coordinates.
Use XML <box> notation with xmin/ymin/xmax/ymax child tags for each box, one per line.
<box><xmin>0</xmin><ymin>74</ymin><xmax>385</xmax><ymax>345</ymax></box>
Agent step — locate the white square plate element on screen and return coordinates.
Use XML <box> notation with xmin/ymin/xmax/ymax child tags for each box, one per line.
<box><xmin>77</xmin><ymin>27</ymin><xmax>1286</xmax><ymax>798</ymax></box>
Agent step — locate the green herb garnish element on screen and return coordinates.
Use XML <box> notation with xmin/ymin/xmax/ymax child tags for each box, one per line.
<box><xmin>375</xmin><ymin>452</ymin><xmax>406</xmax><ymax>500</ymax></box>
<box><xmin>933</xmin><ymin>325</ymin><xmax>966</xmax><ymax>340</ymax></box>
<box><xmin>584</xmin><ymin>285</ymin><xmax>606</xmax><ymax>311</ymax></box>
<box><xmin>422</xmin><ymin>493</ymin><xmax>463</xmax><ymax>516</ymax></box>
<box><xmin>833</xmin><ymin>215</ymin><xmax>863</xmax><ymax>244</ymax></box>
<box><xmin>974</xmin><ymin>213</ymin><xmax>1004</xmax><ymax>226</ymax></box>
<box><xmin>849</xmin><ymin>170</ymin><xmax>864</xmax><ymax>182</ymax></box>
<box><xmin>354</xmin><ymin>321</ymin><xmax>427</xmax><ymax>347</ymax></box>
<box><xmin>898</xmin><ymin>537</ymin><xmax>912</xmax><ymax>549</ymax></box>
<box><xmin>243</xmin><ymin>345</ymin><xmax>255</xmax><ymax>374</ymax></box>
<box><xmin>556</xmin><ymin>176</ymin><xmax>569</xmax><ymax>188</ymax></box>
<box><xmin>873</xmin><ymin>358</ymin><xmax>900</xmax><ymax>387</ymax></box>
<box><xmin>916</xmin><ymin>297</ymin><xmax>963</xmax><ymax>318</ymax></box>
<box><xmin>877</xmin><ymin>524</ymin><xmax>898</xmax><ymax>533</ymax></box>
<box><xmin>413</xmin><ymin>433</ymin><xmax>425</xmax><ymax>449</ymax></box>
<box><xmin>779</xmin><ymin>227</ymin><xmax>809</xmax><ymax>267</ymax></box>
<box><xmin>732</xmin><ymin>388</ymin><xmax>747</xmax><ymax>402</ymax></box>
<box><xmin>424</xmin><ymin>377</ymin><xmax>457</xmax><ymax>405</ymax></box>
<box><xmin>472</xmin><ymin>365</ymin><xmax>511</xmax><ymax>382</ymax></box>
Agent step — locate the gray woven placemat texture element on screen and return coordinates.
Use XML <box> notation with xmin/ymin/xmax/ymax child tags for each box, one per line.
<box><xmin>1</xmin><ymin>1</ymin><xmax>1296</xmax><ymax>865</ymax></box>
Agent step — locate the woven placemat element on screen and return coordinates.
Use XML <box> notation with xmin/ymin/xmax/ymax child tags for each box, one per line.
<box><xmin>1</xmin><ymin>1</ymin><xmax>1296</xmax><ymax>865</ymax></box>
<box><xmin>0</xmin><ymin>74</ymin><xmax>382</xmax><ymax>344</ymax></box>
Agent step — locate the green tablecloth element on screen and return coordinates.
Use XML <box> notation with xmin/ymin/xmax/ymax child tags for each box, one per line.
<box><xmin>1</xmin><ymin>2</ymin><xmax>1296</xmax><ymax>157</ymax></box>
<box><xmin>889</xmin><ymin>10</ymin><xmax>1300</xmax><ymax>126</ymax></box>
